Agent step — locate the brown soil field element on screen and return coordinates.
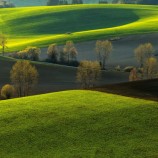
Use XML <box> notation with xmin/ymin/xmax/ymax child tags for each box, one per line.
<box><xmin>94</xmin><ymin>79</ymin><xmax>158</xmax><ymax>101</ymax></box>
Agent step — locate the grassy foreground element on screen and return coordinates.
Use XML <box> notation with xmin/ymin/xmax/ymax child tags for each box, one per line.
<box><xmin>0</xmin><ymin>90</ymin><xmax>157</xmax><ymax>157</ymax></box>
<box><xmin>0</xmin><ymin>4</ymin><xmax>158</xmax><ymax>51</ymax></box>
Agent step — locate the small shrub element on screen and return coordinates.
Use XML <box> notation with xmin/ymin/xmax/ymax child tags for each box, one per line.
<box><xmin>1</xmin><ymin>84</ymin><xmax>15</xmax><ymax>99</ymax></box>
<box><xmin>10</xmin><ymin>47</ymin><xmax>41</xmax><ymax>61</ymax></box>
<box><xmin>26</xmin><ymin>46</ymin><xmax>41</xmax><ymax>61</ymax></box>
<box><xmin>17</xmin><ymin>50</ymin><xmax>29</xmax><ymax>59</ymax></box>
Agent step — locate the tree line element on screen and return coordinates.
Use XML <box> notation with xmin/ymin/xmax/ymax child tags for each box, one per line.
<box><xmin>47</xmin><ymin>41</ymin><xmax>78</xmax><ymax>66</ymax></box>
<box><xmin>1</xmin><ymin>60</ymin><xmax>38</xmax><ymax>99</ymax></box>
<box><xmin>129</xmin><ymin>43</ymin><xmax>158</xmax><ymax>81</ymax></box>
<box><xmin>1</xmin><ymin>33</ymin><xmax>158</xmax><ymax>96</ymax></box>
<box><xmin>112</xmin><ymin>0</ymin><xmax>158</xmax><ymax>5</ymax></box>
<box><xmin>47</xmin><ymin>0</ymin><xmax>83</xmax><ymax>5</ymax></box>
<box><xmin>8</xmin><ymin>40</ymin><xmax>79</xmax><ymax>66</ymax></box>
<box><xmin>47</xmin><ymin>0</ymin><xmax>109</xmax><ymax>5</ymax></box>
<box><xmin>47</xmin><ymin>0</ymin><xmax>158</xmax><ymax>5</ymax></box>
<box><xmin>0</xmin><ymin>0</ymin><xmax>15</xmax><ymax>8</ymax></box>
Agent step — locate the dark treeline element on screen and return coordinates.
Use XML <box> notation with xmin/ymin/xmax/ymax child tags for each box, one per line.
<box><xmin>112</xmin><ymin>0</ymin><xmax>158</xmax><ymax>4</ymax></box>
<box><xmin>0</xmin><ymin>0</ymin><xmax>15</xmax><ymax>8</ymax></box>
<box><xmin>47</xmin><ymin>0</ymin><xmax>158</xmax><ymax>5</ymax></box>
<box><xmin>47</xmin><ymin>0</ymin><xmax>83</xmax><ymax>5</ymax></box>
<box><xmin>47</xmin><ymin>0</ymin><xmax>110</xmax><ymax>5</ymax></box>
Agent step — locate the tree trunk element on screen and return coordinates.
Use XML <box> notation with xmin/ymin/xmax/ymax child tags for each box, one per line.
<box><xmin>2</xmin><ymin>45</ymin><xmax>4</xmax><ymax>56</ymax></box>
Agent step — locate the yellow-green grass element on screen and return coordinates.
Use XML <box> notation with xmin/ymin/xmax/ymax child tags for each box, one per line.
<box><xmin>0</xmin><ymin>4</ymin><xmax>158</xmax><ymax>52</ymax></box>
<box><xmin>0</xmin><ymin>90</ymin><xmax>157</xmax><ymax>157</ymax></box>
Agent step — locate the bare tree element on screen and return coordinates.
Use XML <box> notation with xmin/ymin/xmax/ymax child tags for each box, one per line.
<box><xmin>0</xmin><ymin>34</ymin><xmax>7</xmax><ymax>56</ymax></box>
<box><xmin>63</xmin><ymin>41</ymin><xmax>77</xmax><ymax>63</ymax></box>
<box><xmin>59</xmin><ymin>50</ymin><xmax>67</xmax><ymax>63</ymax></box>
<box><xmin>26</xmin><ymin>47</ymin><xmax>41</xmax><ymax>61</ymax></box>
<box><xmin>129</xmin><ymin>68</ymin><xmax>138</xmax><ymax>81</ymax></box>
<box><xmin>95</xmin><ymin>40</ymin><xmax>112</xmax><ymax>69</ymax></box>
<box><xmin>70</xmin><ymin>47</ymin><xmax>78</xmax><ymax>61</ymax></box>
<box><xmin>10</xmin><ymin>61</ymin><xmax>38</xmax><ymax>97</ymax></box>
<box><xmin>135</xmin><ymin>43</ymin><xmax>154</xmax><ymax>68</ymax></box>
<box><xmin>47</xmin><ymin>44</ymin><xmax>58</xmax><ymax>62</ymax></box>
<box><xmin>16</xmin><ymin>50</ymin><xmax>28</xmax><ymax>59</ymax></box>
<box><xmin>13</xmin><ymin>47</ymin><xmax>40</xmax><ymax>61</ymax></box>
<box><xmin>77</xmin><ymin>60</ymin><xmax>101</xmax><ymax>88</ymax></box>
<box><xmin>144</xmin><ymin>43</ymin><xmax>154</xmax><ymax>59</ymax></box>
<box><xmin>95</xmin><ymin>40</ymin><xmax>102</xmax><ymax>64</ymax></box>
<box><xmin>143</xmin><ymin>57</ymin><xmax>158</xmax><ymax>79</ymax></box>
<box><xmin>135</xmin><ymin>44</ymin><xmax>146</xmax><ymax>68</ymax></box>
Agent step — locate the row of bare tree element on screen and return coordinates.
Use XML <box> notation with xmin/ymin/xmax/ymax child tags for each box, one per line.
<box><xmin>1</xmin><ymin>33</ymin><xmax>157</xmax><ymax>92</ymax></box>
<box><xmin>47</xmin><ymin>41</ymin><xmax>78</xmax><ymax>64</ymax></box>
<box><xmin>76</xmin><ymin>40</ymin><xmax>113</xmax><ymax>88</ymax></box>
<box><xmin>129</xmin><ymin>43</ymin><xmax>158</xmax><ymax>81</ymax></box>
<box><xmin>1</xmin><ymin>61</ymin><xmax>38</xmax><ymax>99</ymax></box>
<box><xmin>95</xmin><ymin>40</ymin><xmax>113</xmax><ymax>69</ymax></box>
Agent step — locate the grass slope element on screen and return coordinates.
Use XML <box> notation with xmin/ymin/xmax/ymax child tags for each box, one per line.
<box><xmin>0</xmin><ymin>55</ymin><xmax>128</xmax><ymax>94</ymax></box>
<box><xmin>0</xmin><ymin>4</ymin><xmax>158</xmax><ymax>51</ymax></box>
<box><xmin>0</xmin><ymin>90</ymin><xmax>157</xmax><ymax>157</ymax></box>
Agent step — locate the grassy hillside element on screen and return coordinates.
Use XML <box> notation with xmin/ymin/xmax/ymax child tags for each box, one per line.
<box><xmin>0</xmin><ymin>4</ymin><xmax>158</xmax><ymax>51</ymax></box>
<box><xmin>0</xmin><ymin>55</ymin><xmax>128</xmax><ymax>94</ymax></box>
<box><xmin>0</xmin><ymin>90</ymin><xmax>157</xmax><ymax>157</ymax></box>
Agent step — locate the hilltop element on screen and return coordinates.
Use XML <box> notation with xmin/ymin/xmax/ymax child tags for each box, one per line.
<box><xmin>0</xmin><ymin>90</ymin><xmax>157</xmax><ymax>157</ymax></box>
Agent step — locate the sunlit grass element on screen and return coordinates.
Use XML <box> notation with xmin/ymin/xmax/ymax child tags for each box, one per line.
<box><xmin>0</xmin><ymin>4</ymin><xmax>158</xmax><ymax>51</ymax></box>
<box><xmin>0</xmin><ymin>90</ymin><xmax>157</xmax><ymax>157</ymax></box>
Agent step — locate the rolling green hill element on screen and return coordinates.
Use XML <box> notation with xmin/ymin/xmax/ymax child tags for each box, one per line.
<box><xmin>0</xmin><ymin>4</ymin><xmax>158</xmax><ymax>51</ymax></box>
<box><xmin>0</xmin><ymin>90</ymin><xmax>157</xmax><ymax>157</ymax></box>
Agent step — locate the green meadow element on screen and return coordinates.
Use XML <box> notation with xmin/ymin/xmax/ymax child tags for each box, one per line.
<box><xmin>0</xmin><ymin>90</ymin><xmax>157</xmax><ymax>157</ymax></box>
<box><xmin>0</xmin><ymin>4</ymin><xmax>158</xmax><ymax>51</ymax></box>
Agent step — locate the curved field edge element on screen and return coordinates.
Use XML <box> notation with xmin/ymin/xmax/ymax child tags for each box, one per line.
<box><xmin>0</xmin><ymin>90</ymin><xmax>157</xmax><ymax>157</ymax></box>
<box><xmin>0</xmin><ymin>4</ymin><xmax>158</xmax><ymax>51</ymax></box>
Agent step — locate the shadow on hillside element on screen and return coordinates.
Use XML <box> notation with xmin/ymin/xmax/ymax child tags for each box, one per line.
<box><xmin>7</xmin><ymin>8</ymin><xmax>139</xmax><ymax>35</ymax></box>
<box><xmin>93</xmin><ymin>79</ymin><xmax>158</xmax><ymax>101</ymax></box>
